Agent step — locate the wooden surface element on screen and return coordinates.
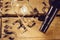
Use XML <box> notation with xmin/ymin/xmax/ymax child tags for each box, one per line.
<box><xmin>0</xmin><ymin>0</ymin><xmax>60</xmax><ymax>40</ymax></box>
<box><xmin>0</xmin><ymin>17</ymin><xmax>60</xmax><ymax>40</ymax></box>
<box><xmin>1</xmin><ymin>0</ymin><xmax>60</xmax><ymax>15</ymax></box>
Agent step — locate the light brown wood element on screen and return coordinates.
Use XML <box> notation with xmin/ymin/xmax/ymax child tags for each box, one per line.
<box><xmin>0</xmin><ymin>0</ymin><xmax>60</xmax><ymax>40</ymax></box>
<box><xmin>0</xmin><ymin>17</ymin><xmax>60</xmax><ymax>40</ymax></box>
